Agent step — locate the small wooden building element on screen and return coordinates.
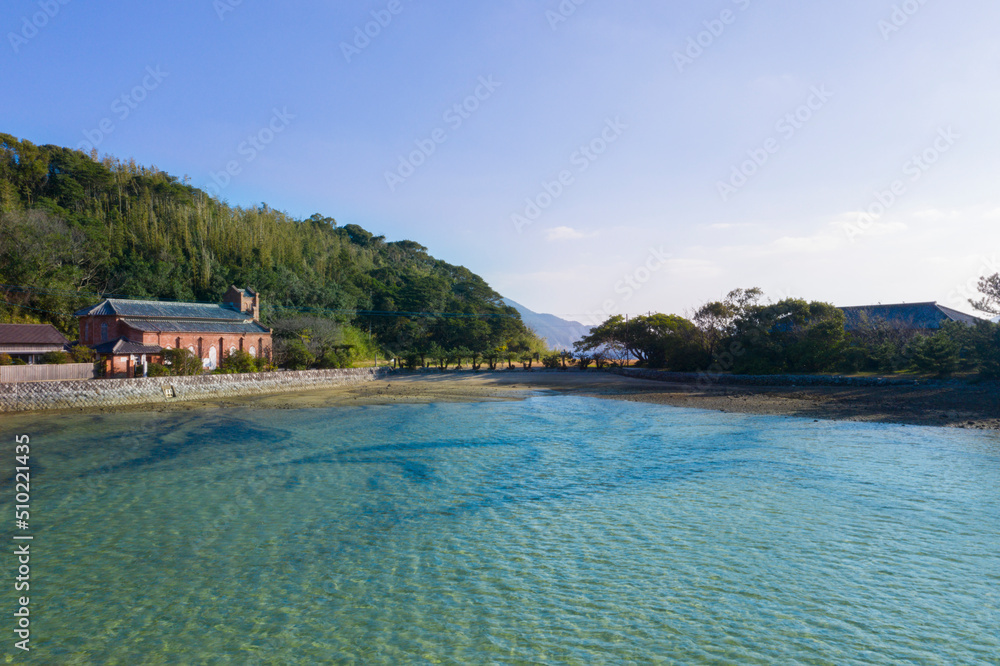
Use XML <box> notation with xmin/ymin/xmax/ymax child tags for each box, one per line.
<box><xmin>0</xmin><ymin>324</ymin><xmax>69</xmax><ymax>364</ymax></box>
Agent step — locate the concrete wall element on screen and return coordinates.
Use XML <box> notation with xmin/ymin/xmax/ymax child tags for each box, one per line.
<box><xmin>0</xmin><ymin>367</ymin><xmax>393</xmax><ymax>413</ymax></box>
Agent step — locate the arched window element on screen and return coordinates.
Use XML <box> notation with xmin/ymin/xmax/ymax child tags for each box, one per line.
<box><xmin>249</xmin><ymin>346</ymin><xmax>256</xmax><ymax>357</ymax></box>
<box><xmin>208</xmin><ymin>346</ymin><xmax>217</xmax><ymax>370</ymax></box>
<box><xmin>100</xmin><ymin>322</ymin><xmax>108</xmax><ymax>342</ymax></box>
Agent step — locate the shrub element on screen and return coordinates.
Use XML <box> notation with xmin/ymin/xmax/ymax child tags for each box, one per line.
<box><xmin>40</xmin><ymin>351</ymin><xmax>72</xmax><ymax>364</ymax></box>
<box><xmin>318</xmin><ymin>349</ymin><xmax>350</xmax><ymax>369</ymax></box>
<box><xmin>0</xmin><ymin>353</ymin><xmax>12</xmax><ymax>366</ymax></box>
<box><xmin>163</xmin><ymin>348</ymin><xmax>204</xmax><ymax>376</ymax></box>
<box><xmin>281</xmin><ymin>339</ymin><xmax>315</xmax><ymax>370</ymax></box>
<box><xmin>146</xmin><ymin>363</ymin><xmax>171</xmax><ymax>377</ymax></box>
<box><xmin>219</xmin><ymin>349</ymin><xmax>260</xmax><ymax>374</ymax></box>
<box><xmin>68</xmin><ymin>344</ymin><xmax>95</xmax><ymax>363</ymax></box>
<box><xmin>542</xmin><ymin>353</ymin><xmax>562</xmax><ymax>369</ymax></box>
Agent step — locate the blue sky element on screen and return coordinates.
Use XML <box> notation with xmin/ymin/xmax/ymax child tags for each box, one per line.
<box><xmin>3</xmin><ymin>0</ymin><xmax>998</xmax><ymax>323</ymax></box>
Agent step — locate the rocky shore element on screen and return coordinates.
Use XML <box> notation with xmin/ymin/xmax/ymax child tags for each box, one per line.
<box><xmin>101</xmin><ymin>370</ymin><xmax>999</xmax><ymax>431</ymax></box>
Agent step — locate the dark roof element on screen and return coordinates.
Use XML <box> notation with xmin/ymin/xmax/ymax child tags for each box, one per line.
<box><xmin>0</xmin><ymin>324</ymin><xmax>69</xmax><ymax>346</ymax></box>
<box><xmin>91</xmin><ymin>337</ymin><xmax>163</xmax><ymax>355</ymax></box>
<box><xmin>841</xmin><ymin>302</ymin><xmax>984</xmax><ymax>331</ymax></box>
<box><xmin>75</xmin><ymin>299</ymin><xmax>249</xmax><ymax>321</ymax></box>
<box><xmin>121</xmin><ymin>318</ymin><xmax>269</xmax><ymax>335</ymax></box>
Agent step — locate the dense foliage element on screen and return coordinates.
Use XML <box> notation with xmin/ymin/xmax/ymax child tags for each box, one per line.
<box><xmin>581</xmin><ymin>288</ymin><xmax>999</xmax><ymax>379</ymax></box>
<box><xmin>0</xmin><ymin>133</ymin><xmax>541</xmax><ymax>363</ymax></box>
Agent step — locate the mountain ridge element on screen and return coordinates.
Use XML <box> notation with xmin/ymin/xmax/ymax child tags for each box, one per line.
<box><xmin>501</xmin><ymin>298</ymin><xmax>592</xmax><ymax>351</ymax></box>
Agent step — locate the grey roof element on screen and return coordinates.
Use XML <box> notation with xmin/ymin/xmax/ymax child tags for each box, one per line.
<box><xmin>91</xmin><ymin>337</ymin><xmax>163</xmax><ymax>355</ymax></box>
<box><xmin>121</xmin><ymin>318</ymin><xmax>269</xmax><ymax>335</ymax></box>
<box><xmin>75</xmin><ymin>299</ymin><xmax>248</xmax><ymax>321</ymax></box>
<box><xmin>841</xmin><ymin>302</ymin><xmax>984</xmax><ymax>331</ymax></box>
<box><xmin>0</xmin><ymin>324</ymin><xmax>69</xmax><ymax>346</ymax></box>
<box><xmin>75</xmin><ymin>298</ymin><xmax>269</xmax><ymax>336</ymax></box>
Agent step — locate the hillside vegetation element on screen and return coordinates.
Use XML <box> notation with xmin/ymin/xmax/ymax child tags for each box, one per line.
<box><xmin>0</xmin><ymin>133</ymin><xmax>544</xmax><ymax>363</ymax></box>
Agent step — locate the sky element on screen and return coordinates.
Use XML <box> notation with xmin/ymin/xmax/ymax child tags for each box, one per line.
<box><xmin>2</xmin><ymin>0</ymin><xmax>998</xmax><ymax>325</ymax></box>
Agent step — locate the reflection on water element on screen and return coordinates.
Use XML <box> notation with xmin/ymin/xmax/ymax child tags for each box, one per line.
<box><xmin>3</xmin><ymin>397</ymin><xmax>999</xmax><ymax>664</ymax></box>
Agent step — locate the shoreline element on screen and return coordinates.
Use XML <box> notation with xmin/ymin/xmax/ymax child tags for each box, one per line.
<box><xmin>69</xmin><ymin>371</ymin><xmax>1000</xmax><ymax>431</ymax></box>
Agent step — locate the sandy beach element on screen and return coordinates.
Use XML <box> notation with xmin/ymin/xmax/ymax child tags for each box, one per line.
<box><xmin>96</xmin><ymin>371</ymin><xmax>1000</xmax><ymax>431</ymax></box>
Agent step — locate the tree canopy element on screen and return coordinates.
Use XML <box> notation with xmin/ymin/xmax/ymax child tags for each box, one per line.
<box><xmin>0</xmin><ymin>132</ymin><xmax>539</xmax><ymax>357</ymax></box>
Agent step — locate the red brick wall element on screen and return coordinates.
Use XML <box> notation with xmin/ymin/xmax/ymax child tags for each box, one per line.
<box><xmin>144</xmin><ymin>332</ymin><xmax>272</xmax><ymax>363</ymax></box>
<box><xmin>104</xmin><ymin>352</ymin><xmax>163</xmax><ymax>378</ymax></box>
<box><xmin>79</xmin><ymin>316</ymin><xmax>134</xmax><ymax>346</ymax></box>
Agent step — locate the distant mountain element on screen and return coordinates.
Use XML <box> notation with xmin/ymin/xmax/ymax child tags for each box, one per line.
<box><xmin>502</xmin><ymin>299</ymin><xmax>592</xmax><ymax>351</ymax></box>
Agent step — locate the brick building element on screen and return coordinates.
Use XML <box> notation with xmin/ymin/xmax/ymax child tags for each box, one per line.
<box><xmin>76</xmin><ymin>286</ymin><xmax>272</xmax><ymax>377</ymax></box>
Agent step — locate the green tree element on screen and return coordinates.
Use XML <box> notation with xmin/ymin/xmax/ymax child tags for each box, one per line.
<box><xmin>0</xmin><ymin>132</ymin><xmax>539</xmax><ymax>352</ymax></box>
<box><xmin>731</xmin><ymin>299</ymin><xmax>846</xmax><ymax>374</ymax></box>
<box><xmin>970</xmin><ymin>273</ymin><xmax>1000</xmax><ymax>315</ymax></box>
<box><xmin>163</xmin><ymin>348</ymin><xmax>203</xmax><ymax>376</ymax></box>
<box><xmin>909</xmin><ymin>330</ymin><xmax>961</xmax><ymax>377</ymax></box>
<box><xmin>68</xmin><ymin>343</ymin><xmax>96</xmax><ymax>363</ymax></box>
<box><xmin>218</xmin><ymin>349</ymin><xmax>260</xmax><ymax>374</ymax></box>
<box><xmin>280</xmin><ymin>339</ymin><xmax>315</xmax><ymax>370</ymax></box>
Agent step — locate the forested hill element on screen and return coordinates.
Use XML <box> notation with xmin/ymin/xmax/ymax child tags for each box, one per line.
<box><xmin>0</xmin><ymin>133</ymin><xmax>535</xmax><ymax>353</ymax></box>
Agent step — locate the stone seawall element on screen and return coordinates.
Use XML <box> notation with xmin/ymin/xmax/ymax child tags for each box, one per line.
<box><xmin>606</xmin><ymin>367</ymin><xmax>934</xmax><ymax>388</ymax></box>
<box><xmin>0</xmin><ymin>367</ymin><xmax>394</xmax><ymax>413</ymax></box>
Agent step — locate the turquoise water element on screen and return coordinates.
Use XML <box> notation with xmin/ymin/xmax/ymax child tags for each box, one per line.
<box><xmin>3</xmin><ymin>396</ymin><xmax>999</xmax><ymax>664</ymax></box>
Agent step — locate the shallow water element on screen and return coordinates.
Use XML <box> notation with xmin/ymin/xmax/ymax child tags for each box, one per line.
<box><xmin>2</xmin><ymin>397</ymin><xmax>999</xmax><ymax>664</ymax></box>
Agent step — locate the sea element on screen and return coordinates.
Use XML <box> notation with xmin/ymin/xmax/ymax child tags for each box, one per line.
<box><xmin>2</xmin><ymin>396</ymin><xmax>998</xmax><ymax>664</ymax></box>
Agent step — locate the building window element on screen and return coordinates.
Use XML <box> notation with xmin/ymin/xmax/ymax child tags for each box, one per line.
<box><xmin>249</xmin><ymin>346</ymin><xmax>256</xmax><ymax>357</ymax></box>
<box><xmin>100</xmin><ymin>322</ymin><xmax>108</xmax><ymax>342</ymax></box>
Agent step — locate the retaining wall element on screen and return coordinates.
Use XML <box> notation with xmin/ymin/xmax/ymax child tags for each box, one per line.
<box><xmin>0</xmin><ymin>367</ymin><xmax>394</xmax><ymax>413</ymax></box>
<box><xmin>606</xmin><ymin>367</ymin><xmax>934</xmax><ymax>388</ymax></box>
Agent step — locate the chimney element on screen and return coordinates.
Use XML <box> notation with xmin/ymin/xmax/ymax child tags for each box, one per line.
<box><xmin>224</xmin><ymin>286</ymin><xmax>260</xmax><ymax>321</ymax></box>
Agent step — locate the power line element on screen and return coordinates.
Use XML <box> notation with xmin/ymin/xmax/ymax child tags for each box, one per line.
<box><xmin>0</xmin><ymin>298</ymin><xmax>74</xmax><ymax>317</ymax></box>
<box><xmin>0</xmin><ymin>284</ymin><xmax>520</xmax><ymax>320</ymax></box>
<box><xmin>0</xmin><ymin>283</ymin><xmax>130</xmax><ymax>300</ymax></box>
